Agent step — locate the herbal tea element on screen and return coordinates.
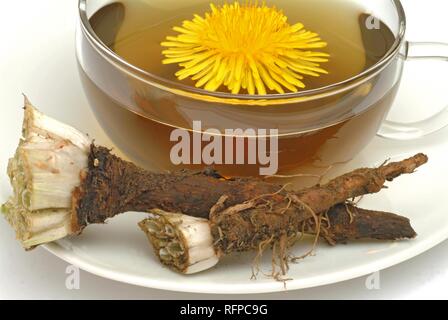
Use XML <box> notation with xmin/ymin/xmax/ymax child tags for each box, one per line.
<box><xmin>79</xmin><ymin>0</ymin><xmax>401</xmax><ymax>177</ymax></box>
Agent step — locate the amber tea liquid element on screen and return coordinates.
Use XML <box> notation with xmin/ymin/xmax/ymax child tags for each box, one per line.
<box><xmin>79</xmin><ymin>0</ymin><xmax>401</xmax><ymax>177</ymax></box>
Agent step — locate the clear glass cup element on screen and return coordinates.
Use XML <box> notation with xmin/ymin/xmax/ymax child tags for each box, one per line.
<box><xmin>76</xmin><ymin>0</ymin><xmax>448</xmax><ymax>177</ymax></box>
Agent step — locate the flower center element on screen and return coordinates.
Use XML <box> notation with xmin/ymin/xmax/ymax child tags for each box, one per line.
<box><xmin>162</xmin><ymin>2</ymin><xmax>330</xmax><ymax>95</ymax></box>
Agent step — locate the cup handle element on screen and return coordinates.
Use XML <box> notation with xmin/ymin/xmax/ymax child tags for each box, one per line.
<box><xmin>377</xmin><ymin>41</ymin><xmax>448</xmax><ymax>140</ymax></box>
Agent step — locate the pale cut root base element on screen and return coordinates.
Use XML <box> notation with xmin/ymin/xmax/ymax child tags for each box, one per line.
<box><xmin>1</xmin><ymin>96</ymin><xmax>90</xmax><ymax>249</ymax></box>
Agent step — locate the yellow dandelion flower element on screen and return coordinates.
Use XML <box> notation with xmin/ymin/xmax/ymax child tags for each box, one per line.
<box><xmin>161</xmin><ymin>1</ymin><xmax>329</xmax><ymax>95</ymax></box>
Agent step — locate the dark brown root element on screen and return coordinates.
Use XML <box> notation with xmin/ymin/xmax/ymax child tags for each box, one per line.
<box><xmin>210</xmin><ymin>154</ymin><xmax>426</xmax><ymax>256</ymax></box>
<box><xmin>72</xmin><ymin>145</ymin><xmax>282</xmax><ymax>233</ymax></box>
<box><xmin>314</xmin><ymin>204</ymin><xmax>417</xmax><ymax>244</ymax></box>
<box><xmin>243</xmin><ymin>201</ymin><xmax>417</xmax><ymax>280</ymax></box>
<box><xmin>72</xmin><ymin>145</ymin><xmax>427</xmax><ymax>236</ymax></box>
<box><xmin>71</xmin><ymin>145</ymin><xmax>422</xmax><ymax>280</ymax></box>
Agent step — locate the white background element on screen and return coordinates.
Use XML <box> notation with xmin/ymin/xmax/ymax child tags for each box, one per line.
<box><xmin>0</xmin><ymin>0</ymin><xmax>448</xmax><ymax>299</ymax></box>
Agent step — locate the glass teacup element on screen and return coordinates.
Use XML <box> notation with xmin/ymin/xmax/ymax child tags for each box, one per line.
<box><xmin>76</xmin><ymin>0</ymin><xmax>448</xmax><ymax>178</ymax></box>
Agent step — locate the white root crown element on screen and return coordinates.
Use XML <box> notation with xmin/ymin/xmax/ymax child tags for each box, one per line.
<box><xmin>1</xmin><ymin>97</ymin><xmax>91</xmax><ymax>249</ymax></box>
<box><xmin>4</xmin><ymin>97</ymin><xmax>220</xmax><ymax>276</ymax></box>
<box><xmin>139</xmin><ymin>209</ymin><xmax>219</xmax><ymax>274</ymax></box>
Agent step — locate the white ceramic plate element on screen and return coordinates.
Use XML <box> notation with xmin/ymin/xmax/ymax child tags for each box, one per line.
<box><xmin>1</xmin><ymin>0</ymin><xmax>448</xmax><ymax>294</ymax></box>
